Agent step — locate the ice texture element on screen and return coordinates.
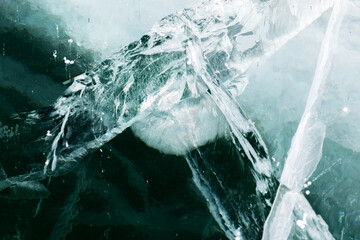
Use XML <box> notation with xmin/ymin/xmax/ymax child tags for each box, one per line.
<box><xmin>263</xmin><ymin>185</ymin><xmax>335</xmax><ymax>240</ymax></box>
<box><xmin>41</xmin><ymin>0</ymin><xmax>333</xmax><ymax>238</ymax></box>
<box><xmin>25</xmin><ymin>0</ymin><xmax>203</xmax><ymax>58</ymax></box>
<box><xmin>304</xmin><ymin>1</ymin><xmax>360</xmax><ymax>238</ymax></box>
<box><xmin>281</xmin><ymin>0</ymin><xmax>346</xmax><ymax>191</ymax></box>
<box><xmin>43</xmin><ymin>0</ymin><xmax>334</xmax><ymax>170</ymax></box>
<box><xmin>260</xmin><ymin>0</ymin><xmax>360</xmax><ymax>239</ymax></box>
<box><xmin>2</xmin><ymin>0</ymin><xmax>358</xmax><ymax>239</ymax></box>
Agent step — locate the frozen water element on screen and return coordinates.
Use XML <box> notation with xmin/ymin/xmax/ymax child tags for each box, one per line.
<box><xmin>132</xmin><ymin>95</ymin><xmax>229</xmax><ymax>155</ymax></box>
<box><xmin>1</xmin><ymin>0</ymin><xmax>359</xmax><ymax>239</ymax></box>
<box><xmin>263</xmin><ymin>185</ymin><xmax>335</xmax><ymax>240</ymax></box>
<box><xmin>36</xmin><ymin>0</ymin><xmax>332</xmax><ymax>171</ymax></box>
<box><xmin>26</xmin><ymin>0</ymin><xmax>203</xmax><ymax>58</ymax></box>
<box><xmin>37</xmin><ymin>0</ymin><xmax>334</xmax><ymax>238</ymax></box>
<box><xmin>259</xmin><ymin>0</ymin><xmax>360</xmax><ymax>239</ymax></box>
<box><xmin>304</xmin><ymin>1</ymin><xmax>360</xmax><ymax>238</ymax></box>
<box><xmin>281</xmin><ymin>0</ymin><xmax>345</xmax><ymax>191</ymax></box>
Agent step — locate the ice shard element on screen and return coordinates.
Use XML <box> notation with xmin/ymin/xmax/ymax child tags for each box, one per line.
<box><xmin>300</xmin><ymin>1</ymin><xmax>360</xmax><ymax>238</ymax></box>
<box><xmin>262</xmin><ymin>0</ymin><xmax>358</xmax><ymax>239</ymax></box>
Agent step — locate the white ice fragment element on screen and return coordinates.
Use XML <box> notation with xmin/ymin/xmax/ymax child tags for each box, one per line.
<box><xmin>305</xmin><ymin>190</ymin><xmax>310</xmax><ymax>195</ymax></box>
<box><xmin>46</xmin><ymin>130</ymin><xmax>52</xmax><ymax>137</ymax></box>
<box><xmin>45</xmin><ymin>109</ymin><xmax>70</xmax><ymax>172</ymax></box>
<box><xmin>132</xmin><ymin>96</ymin><xmax>228</xmax><ymax>155</ymax></box>
<box><xmin>271</xmin><ymin>157</ymin><xmax>276</xmax><ymax>162</ymax></box>
<box><xmin>307</xmin><ymin>181</ymin><xmax>312</xmax><ymax>186</ymax></box>
<box><xmin>63</xmin><ymin>57</ymin><xmax>75</xmax><ymax>65</ymax></box>
<box><xmin>68</xmin><ymin>38</ymin><xmax>73</xmax><ymax>44</ymax></box>
<box><xmin>65</xmin><ymin>141</ymin><xmax>69</xmax><ymax>148</ymax></box>
<box><xmin>256</xmin><ymin>178</ymin><xmax>270</xmax><ymax>195</ymax></box>
<box><xmin>63</xmin><ymin>57</ymin><xmax>70</xmax><ymax>64</ymax></box>
<box><xmin>235</xmin><ymin>228</ymin><xmax>242</xmax><ymax>240</ymax></box>
<box><xmin>296</xmin><ymin>213</ymin><xmax>307</xmax><ymax>229</ymax></box>
<box><xmin>342</xmin><ymin>106</ymin><xmax>350</xmax><ymax>114</ymax></box>
<box><xmin>123</xmin><ymin>75</ymin><xmax>135</xmax><ymax>93</ymax></box>
<box><xmin>53</xmin><ymin>50</ymin><xmax>57</xmax><ymax>59</ymax></box>
<box><xmin>56</xmin><ymin>24</ymin><xmax>59</xmax><ymax>38</ymax></box>
<box><xmin>139</xmin><ymin>94</ymin><xmax>157</xmax><ymax>113</ymax></box>
<box><xmin>64</xmin><ymin>77</ymin><xmax>86</xmax><ymax>95</ymax></box>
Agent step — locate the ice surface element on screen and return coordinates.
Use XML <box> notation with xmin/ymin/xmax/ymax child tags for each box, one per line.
<box><xmin>132</xmin><ymin>95</ymin><xmax>229</xmax><ymax>155</ymax></box>
<box><xmin>262</xmin><ymin>0</ymin><xmax>360</xmax><ymax>239</ymax></box>
<box><xmin>304</xmin><ymin>1</ymin><xmax>360</xmax><ymax>238</ymax></box>
<box><xmin>280</xmin><ymin>0</ymin><xmax>346</xmax><ymax>191</ymax></box>
<box><xmin>26</xmin><ymin>0</ymin><xmax>203</xmax><ymax>58</ymax></box>
<box><xmin>2</xmin><ymin>0</ymin><xmax>359</xmax><ymax>238</ymax></box>
<box><xmin>231</xmin><ymin>1</ymin><xmax>359</xmax><ymax>239</ymax></box>
<box><xmin>38</xmin><ymin>0</ymin><xmax>334</xmax><ymax>238</ymax></box>
<box><xmin>36</xmin><ymin>0</ymin><xmax>332</xmax><ymax>172</ymax></box>
<box><xmin>263</xmin><ymin>185</ymin><xmax>335</xmax><ymax>240</ymax></box>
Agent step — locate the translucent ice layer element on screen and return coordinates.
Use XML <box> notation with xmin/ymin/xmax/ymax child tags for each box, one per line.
<box><xmin>4</xmin><ymin>0</ymin><xmax>359</xmax><ymax>239</ymax></box>
<box><xmin>249</xmin><ymin>0</ymin><xmax>359</xmax><ymax>239</ymax></box>
<box><xmin>26</xmin><ymin>0</ymin><xmax>203</xmax><ymax>58</ymax></box>
<box><xmin>44</xmin><ymin>0</ymin><xmax>334</xmax><ymax>169</ymax></box>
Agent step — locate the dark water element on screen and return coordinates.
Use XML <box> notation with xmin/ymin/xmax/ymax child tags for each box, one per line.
<box><xmin>0</xmin><ymin>126</ymin><xmax>226</xmax><ymax>239</ymax></box>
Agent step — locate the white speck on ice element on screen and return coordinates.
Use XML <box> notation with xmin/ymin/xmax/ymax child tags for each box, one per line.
<box><xmin>56</xmin><ymin>24</ymin><xmax>59</xmax><ymax>38</ymax></box>
<box><xmin>342</xmin><ymin>107</ymin><xmax>350</xmax><ymax>114</ymax></box>
<box><xmin>235</xmin><ymin>227</ymin><xmax>243</xmax><ymax>240</ymax></box>
<box><xmin>296</xmin><ymin>213</ymin><xmax>307</xmax><ymax>229</ymax></box>
<box><xmin>63</xmin><ymin>57</ymin><xmax>75</xmax><ymax>65</ymax></box>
